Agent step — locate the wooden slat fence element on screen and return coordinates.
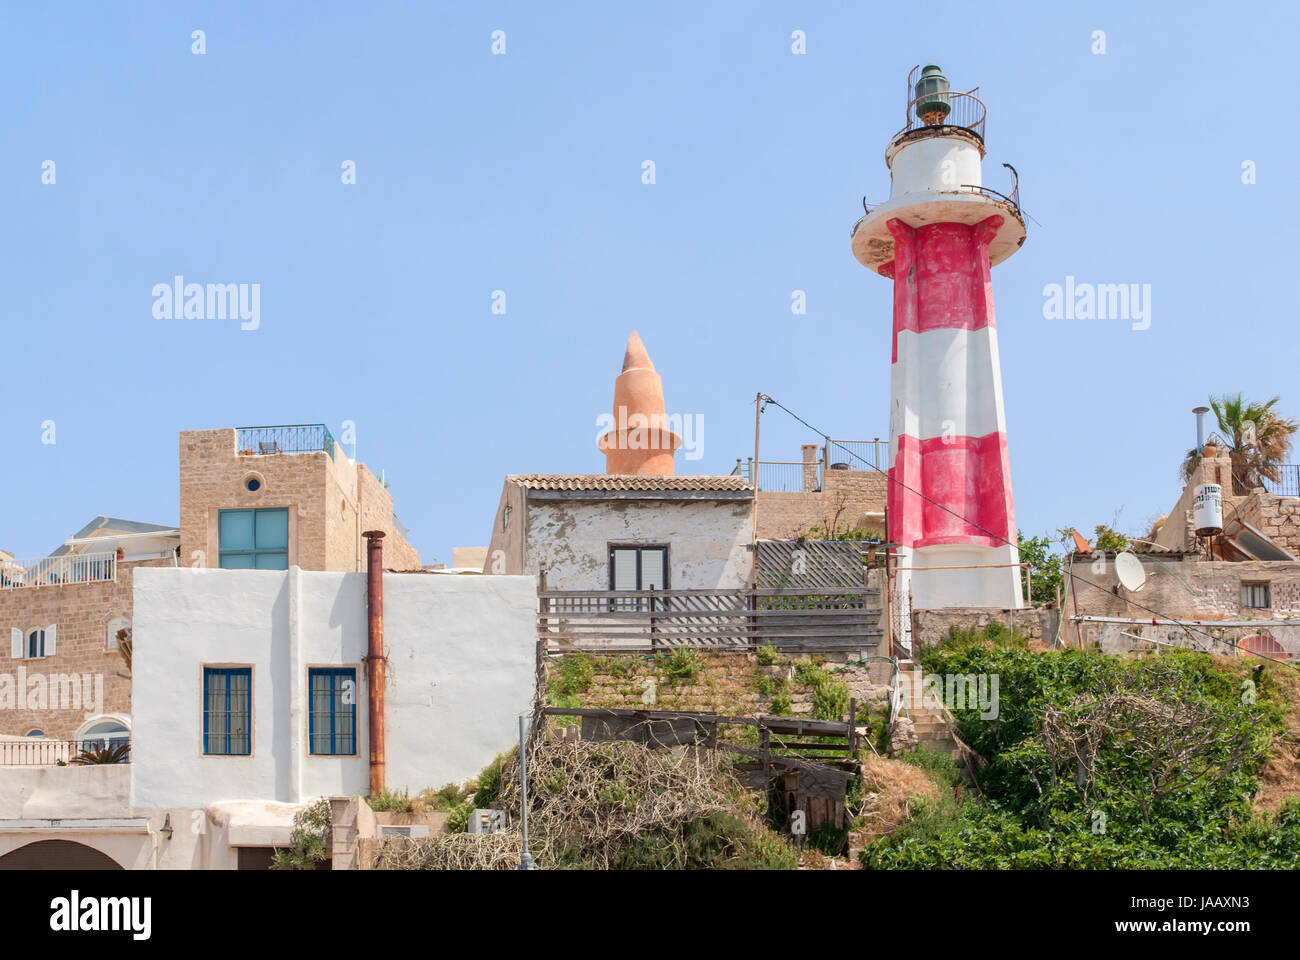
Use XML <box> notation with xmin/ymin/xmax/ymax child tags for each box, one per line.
<box><xmin>539</xmin><ymin>586</ymin><xmax>882</xmax><ymax>653</ymax></box>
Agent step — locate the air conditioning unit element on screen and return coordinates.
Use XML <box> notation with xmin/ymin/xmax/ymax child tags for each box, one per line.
<box><xmin>468</xmin><ymin>808</ymin><xmax>507</xmax><ymax>835</ymax></box>
<box><xmin>377</xmin><ymin>824</ymin><xmax>429</xmax><ymax>839</ymax></box>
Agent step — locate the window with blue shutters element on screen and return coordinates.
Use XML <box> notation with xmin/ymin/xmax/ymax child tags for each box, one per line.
<box><xmin>218</xmin><ymin>508</ymin><xmax>289</xmax><ymax>569</ymax></box>
<box><xmin>308</xmin><ymin>668</ymin><xmax>357</xmax><ymax>756</ymax></box>
<box><xmin>203</xmin><ymin>667</ymin><xmax>252</xmax><ymax>755</ymax></box>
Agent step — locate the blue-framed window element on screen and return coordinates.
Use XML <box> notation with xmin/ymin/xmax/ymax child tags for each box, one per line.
<box><xmin>218</xmin><ymin>508</ymin><xmax>289</xmax><ymax>570</ymax></box>
<box><xmin>203</xmin><ymin>667</ymin><xmax>252</xmax><ymax>755</ymax></box>
<box><xmin>308</xmin><ymin>668</ymin><xmax>357</xmax><ymax>756</ymax></box>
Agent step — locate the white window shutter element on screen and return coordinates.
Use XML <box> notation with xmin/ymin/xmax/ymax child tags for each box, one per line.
<box><xmin>45</xmin><ymin>624</ymin><xmax>56</xmax><ymax>657</ymax></box>
<box><xmin>10</xmin><ymin>628</ymin><xmax>20</xmax><ymax>659</ymax></box>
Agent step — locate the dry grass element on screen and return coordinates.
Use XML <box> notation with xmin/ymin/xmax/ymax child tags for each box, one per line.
<box><xmin>1250</xmin><ymin>657</ymin><xmax>1300</xmax><ymax>813</ymax></box>
<box><xmin>370</xmin><ymin>722</ymin><xmax>782</xmax><ymax>870</ymax></box>
<box><xmin>850</xmin><ymin>754</ymin><xmax>941</xmax><ymax>845</ymax></box>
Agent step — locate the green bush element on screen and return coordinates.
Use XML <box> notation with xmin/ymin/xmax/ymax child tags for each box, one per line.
<box><xmin>661</xmin><ymin>649</ymin><xmax>704</xmax><ymax>685</ymax></box>
<box><xmin>271</xmin><ymin>798</ymin><xmax>332</xmax><ymax>870</ymax></box>
<box><xmin>771</xmin><ymin>691</ymin><xmax>793</xmax><ymax>716</ymax></box>
<box><xmin>550</xmin><ymin>654</ymin><xmax>595</xmax><ymax>699</ymax></box>
<box><xmin>859</xmin><ymin>634</ymin><xmax>1298</xmax><ymax>869</ymax></box>
<box><xmin>756</xmin><ymin>645</ymin><xmax>783</xmax><ymax>666</ymax></box>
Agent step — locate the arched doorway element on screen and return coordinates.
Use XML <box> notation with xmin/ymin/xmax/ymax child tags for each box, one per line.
<box><xmin>0</xmin><ymin>840</ymin><xmax>123</xmax><ymax>870</ymax></box>
<box><xmin>1242</xmin><ymin>632</ymin><xmax>1289</xmax><ymax>661</ymax></box>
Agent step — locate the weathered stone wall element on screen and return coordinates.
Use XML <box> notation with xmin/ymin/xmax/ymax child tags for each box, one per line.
<box><xmin>754</xmin><ymin>469</ymin><xmax>887</xmax><ymax>541</ymax></box>
<box><xmin>1069</xmin><ymin>555</ymin><xmax>1300</xmax><ymax>620</ymax></box>
<box><xmin>0</xmin><ymin>558</ymin><xmax>171</xmax><ymax>738</ymax></box>
<box><xmin>546</xmin><ymin>650</ymin><xmax>897</xmax><ymax>723</ymax></box>
<box><xmin>910</xmin><ymin>606</ymin><xmax>1058</xmax><ymax>650</ymax></box>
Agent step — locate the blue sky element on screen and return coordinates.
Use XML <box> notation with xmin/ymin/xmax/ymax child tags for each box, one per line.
<box><xmin>2</xmin><ymin>1</ymin><xmax>1297</xmax><ymax>563</ymax></box>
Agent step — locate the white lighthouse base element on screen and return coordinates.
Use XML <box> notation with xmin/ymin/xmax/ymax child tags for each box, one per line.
<box><xmin>896</xmin><ymin>543</ymin><xmax>1024</xmax><ymax>611</ymax></box>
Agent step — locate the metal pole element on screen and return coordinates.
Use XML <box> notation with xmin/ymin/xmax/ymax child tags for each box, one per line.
<box><xmin>752</xmin><ymin>392</ymin><xmax>763</xmax><ymax>559</ymax></box>
<box><xmin>518</xmin><ymin>714</ymin><xmax>537</xmax><ymax>870</ymax></box>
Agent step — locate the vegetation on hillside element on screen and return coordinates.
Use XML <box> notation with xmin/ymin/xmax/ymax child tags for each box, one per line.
<box><xmin>862</xmin><ymin>629</ymin><xmax>1300</xmax><ymax>868</ymax></box>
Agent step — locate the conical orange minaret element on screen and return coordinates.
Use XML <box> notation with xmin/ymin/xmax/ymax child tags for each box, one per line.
<box><xmin>597</xmin><ymin>331</ymin><xmax>682</xmax><ymax>475</ymax></box>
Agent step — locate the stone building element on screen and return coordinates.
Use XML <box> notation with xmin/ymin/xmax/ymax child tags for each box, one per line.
<box><xmin>1064</xmin><ymin>443</ymin><xmax>1300</xmax><ymax>659</ymax></box>
<box><xmin>0</xmin><ymin>517</ymin><xmax>178</xmax><ymax>741</ymax></box>
<box><xmin>180</xmin><ymin>425</ymin><xmax>419</xmax><ymax>574</ymax></box>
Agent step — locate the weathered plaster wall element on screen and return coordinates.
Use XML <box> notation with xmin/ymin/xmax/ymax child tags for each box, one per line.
<box><xmin>524</xmin><ymin>499</ymin><xmax>753</xmax><ymax>590</ymax></box>
<box><xmin>131</xmin><ymin>567</ymin><xmax>536</xmax><ymax>810</ymax></box>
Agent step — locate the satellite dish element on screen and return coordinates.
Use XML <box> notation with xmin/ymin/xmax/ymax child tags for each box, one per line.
<box><xmin>1114</xmin><ymin>551</ymin><xmax>1147</xmax><ymax>592</ymax></box>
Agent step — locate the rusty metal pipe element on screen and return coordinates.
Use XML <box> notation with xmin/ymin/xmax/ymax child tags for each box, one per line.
<box><xmin>363</xmin><ymin>530</ymin><xmax>386</xmax><ymax>797</ymax></box>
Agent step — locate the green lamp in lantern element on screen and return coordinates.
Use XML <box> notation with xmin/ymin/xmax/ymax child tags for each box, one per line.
<box><xmin>914</xmin><ymin>64</ymin><xmax>950</xmax><ymax>125</ymax></box>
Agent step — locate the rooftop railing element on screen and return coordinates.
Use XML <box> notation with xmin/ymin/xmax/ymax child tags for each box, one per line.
<box><xmin>0</xmin><ymin>552</ymin><xmax>116</xmax><ymax>591</ymax></box>
<box><xmin>237</xmin><ymin>424</ymin><xmax>335</xmax><ymax>458</ymax></box>
<box><xmin>732</xmin><ymin>438</ymin><xmax>887</xmax><ymax>493</ymax></box>
<box><xmin>1264</xmin><ymin>465</ymin><xmax>1300</xmax><ymax>498</ymax></box>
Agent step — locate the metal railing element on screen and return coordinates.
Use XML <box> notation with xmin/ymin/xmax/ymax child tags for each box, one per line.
<box><xmin>0</xmin><ymin>738</ymin><xmax>130</xmax><ymax>766</ymax></box>
<box><xmin>826</xmin><ymin>438</ymin><xmax>887</xmax><ymax>471</ymax></box>
<box><xmin>237</xmin><ymin>424</ymin><xmax>335</xmax><ymax>458</ymax></box>
<box><xmin>0</xmin><ymin>552</ymin><xmax>116</xmax><ymax>591</ymax></box>
<box><xmin>735</xmin><ymin>460</ymin><xmax>808</xmax><ymax>492</ymax></box>
<box><xmin>733</xmin><ymin>438</ymin><xmax>888</xmax><ymax>493</ymax></box>
<box><xmin>1264</xmin><ymin>465</ymin><xmax>1300</xmax><ymax>498</ymax></box>
<box><xmin>895</xmin><ymin>87</ymin><xmax>986</xmax><ymax>142</ymax></box>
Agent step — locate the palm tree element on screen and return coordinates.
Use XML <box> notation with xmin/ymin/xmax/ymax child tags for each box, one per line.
<box><xmin>1180</xmin><ymin>393</ymin><xmax>1298</xmax><ymax>494</ymax></box>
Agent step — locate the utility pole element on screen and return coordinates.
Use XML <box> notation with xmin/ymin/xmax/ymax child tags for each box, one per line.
<box><xmin>752</xmin><ymin>392</ymin><xmax>764</xmax><ymax>546</ymax></box>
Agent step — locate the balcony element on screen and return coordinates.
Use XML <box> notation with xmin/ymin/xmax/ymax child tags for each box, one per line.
<box><xmin>237</xmin><ymin>424</ymin><xmax>335</xmax><ymax>458</ymax></box>
<box><xmin>0</xmin><ymin>738</ymin><xmax>130</xmax><ymax>766</ymax></box>
<box><xmin>0</xmin><ymin>552</ymin><xmax>116</xmax><ymax>591</ymax></box>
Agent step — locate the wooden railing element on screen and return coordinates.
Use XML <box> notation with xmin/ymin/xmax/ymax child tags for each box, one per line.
<box><xmin>538</xmin><ymin>587</ymin><xmax>883</xmax><ymax>653</ymax></box>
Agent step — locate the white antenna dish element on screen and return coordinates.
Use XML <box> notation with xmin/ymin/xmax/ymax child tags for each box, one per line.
<box><xmin>1114</xmin><ymin>551</ymin><xmax>1147</xmax><ymax>592</ymax></box>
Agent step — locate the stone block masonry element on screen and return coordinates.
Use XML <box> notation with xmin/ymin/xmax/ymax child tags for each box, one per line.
<box><xmin>0</xmin><ymin>558</ymin><xmax>171</xmax><ymax>738</ymax></box>
<box><xmin>180</xmin><ymin>428</ymin><xmax>419</xmax><ymax>573</ymax></box>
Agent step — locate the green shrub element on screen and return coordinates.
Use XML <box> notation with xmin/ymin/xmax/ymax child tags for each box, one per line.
<box><xmin>661</xmin><ymin>649</ymin><xmax>704</xmax><ymax>685</ymax></box>
<box><xmin>271</xmin><ymin>798</ymin><xmax>332</xmax><ymax>869</ymax></box>
<box><xmin>756</xmin><ymin>645</ymin><xmax>783</xmax><ymax>666</ymax></box>
<box><xmin>550</xmin><ymin>654</ymin><xmax>595</xmax><ymax>699</ymax></box>
<box><xmin>771</xmin><ymin>692</ymin><xmax>793</xmax><ymax>716</ymax></box>
<box><xmin>860</xmin><ymin>636</ymin><xmax>1298</xmax><ymax>869</ymax></box>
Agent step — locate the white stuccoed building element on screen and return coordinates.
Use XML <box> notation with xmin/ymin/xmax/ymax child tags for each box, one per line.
<box><xmin>0</xmin><ymin>564</ymin><xmax>536</xmax><ymax>869</ymax></box>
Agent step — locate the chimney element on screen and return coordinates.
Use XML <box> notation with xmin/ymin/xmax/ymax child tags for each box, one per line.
<box><xmin>1193</xmin><ymin>405</ymin><xmax>1209</xmax><ymax>453</ymax></box>
<box><xmin>363</xmin><ymin>530</ymin><xmax>386</xmax><ymax>797</ymax></box>
<box><xmin>801</xmin><ymin>443</ymin><xmax>820</xmax><ymax>492</ymax></box>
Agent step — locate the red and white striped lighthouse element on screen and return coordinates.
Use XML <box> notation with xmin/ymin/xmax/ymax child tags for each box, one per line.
<box><xmin>852</xmin><ymin>65</ymin><xmax>1026</xmax><ymax>612</ymax></box>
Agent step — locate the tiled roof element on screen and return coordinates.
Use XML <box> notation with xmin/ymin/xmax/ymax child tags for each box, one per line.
<box><xmin>507</xmin><ymin>474</ymin><xmax>752</xmax><ymax>493</ymax></box>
